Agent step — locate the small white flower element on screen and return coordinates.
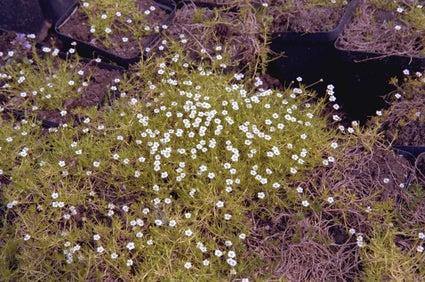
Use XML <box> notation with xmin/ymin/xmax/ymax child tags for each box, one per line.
<box><xmin>126</xmin><ymin>242</ymin><xmax>135</xmax><ymax>250</ymax></box>
<box><xmin>227</xmin><ymin>258</ymin><xmax>237</xmax><ymax>266</ymax></box>
<box><xmin>301</xmin><ymin>200</ymin><xmax>309</xmax><ymax>207</ymax></box>
<box><xmin>185</xmin><ymin>229</ymin><xmax>193</xmax><ymax>236</ymax></box>
<box><xmin>327</xmin><ymin>197</ymin><xmax>334</xmax><ymax>204</ymax></box>
<box><xmin>215</xmin><ymin>250</ymin><xmax>223</xmax><ymax>257</ymax></box>
<box><xmin>58</xmin><ymin>160</ymin><xmax>66</xmax><ymax>167</ymax></box>
<box><xmin>105</xmin><ymin>27</ymin><xmax>112</xmax><ymax>34</ymax></box>
<box><xmin>403</xmin><ymin>69</ymin><xmax>410</xmax><ymax>76</ymax></box>
<box><xmin>111</xmin><ymin>253</ymin><xmax>118</xmax><ymax>259</ymax></box>
<box><xmin>93</xmin><ymin>161</ymin><xmax>100</xmax><ymax>168</ymax></box>
<box><xmin>184</xmin><ymin>262</ymin><xmax>192</xmax><ymax>269</ymax></box>
<box><xmin>296</xmin><ymin>187</ymin><xmax>303</xmax><ymax>193</ymax></box>
<box><xmin>93</xmin><ymin>234</ymin><xmax>100</xmax><ymax>241</ymax></box>
<box><xmin>97</xmin><ymin>246</ymin><xmax>104</xmax><ymax>253</ymax></box>
<box><xmin>127</xmin><ymin>259</ymin><xmax>133</xmax><ymax>266</ymax></box>
<box><xmin>23</xmin><ymin>234</ymin><xmax>31</xmax><ymax>241</ymax></box>
<box><xmin>394</xmin><ymin>25</ymin><xmax>402</xmax><ymax>31</ymax></box>
<box><xmin>203</xmin><ymin>259</ymin><xmax>210</xmax><ymax>266</ymax></box>
<box><xmin>418</xmin><ymin>232</ymin><xmax>425</xmax><ymax>240</ymax></box>
<box><xmin>51</xmin><ymin>192</ymin><xmax>59</xmax><ymax>199</ymax></box>
<box><xmin>224</xmin><ymin>214</ymin><xmax>232</xmax><ymax>220</ymax></box>
<box><xmin>228</xmin><ymin>251</ymin><xmax>236</xmax><ymax>258</ymax></box>
<box><xmin>239</xmin><ymin>233</ymin><xmax>246</xmax><ymax>240</ymax></box>
<box><xmin>257</xmin><ymin>192</ymin><xmax>265</xmax><ymax>199</ymax></box>
<box><xmin>349</xmin><ymin>228</ymin><xmax>356</xmax><ymax>235</ymax></box>
<box><xmin>417</xmin><ymin>245</ymin><xmax>424</xmax><ymax>253</ymax></box>
<box><xmin>216</xmin><ymin>201</ymin><xmax>224</xmax><ymax>208</ymax></box>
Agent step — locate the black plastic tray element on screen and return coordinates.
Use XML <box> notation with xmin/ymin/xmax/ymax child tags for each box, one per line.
<box><xmin>55</xmin><ymin>2</ymin><xmax>176</xmax><ymax>67</ymax></box>
<box><xmin>267</xmin><ymin>0</ymin><xmax>361</xmax><ymax>93</ymax></box>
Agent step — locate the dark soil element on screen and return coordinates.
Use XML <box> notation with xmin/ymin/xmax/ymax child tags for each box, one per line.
<box><xmin>58</xmin><ymin>0</ymin><xmax>168</xmax><ymax>58</ymax></box>
<box><xmin>268</xmin><ymin>0</ymin><xmax>346</xmax><ymax>33</ymax></box>
<box><xmin>337</xmin><ymin>2</ymin><xmax>425</xmax><ymax>56</ymax></box>
<box><xmin>36</xmin><ymin>62</ymin><xmax>123</xmax><ymax>126</ymax></box>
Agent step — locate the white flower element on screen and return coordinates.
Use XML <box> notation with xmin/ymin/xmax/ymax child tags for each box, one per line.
<box><xmin>227</xmin><ymin>258</ymin><xmax>237</xmax><ymax>266</ymax></box>
<box><xmin>203</xmin><ymin>259</ymin><xmax>210</xmax><ymax>266</ymax></box>
<box><xmin>417</xmin><ymin>245</ymin><xmax>424</xmax><ymax>253</ymax></box>
<box><xmin>349</xmin><ymin>228</ymin><xmax>356</xmax><ymax>235</ymax></box>
<box><xmin>215</xmin><ymin>250</ymin><xmax>223</xmax><ymax>257</ymax></box>
<box><xmin>228</xmin><ymin>251</ymin><xmax>236</xmax><ymax>258</ymax></box>
<box><xmin>327</xmin><ymin>197</ymin><xmax>334</xmax><ymax>204</ymax></box>
<box><xmin>418</xmin><ymin>232</ymin><xmax>425</xmax><ymax>240</ymax></box>
<box><xmin>257</xmin><ymin>192</ymin><xmax>265</xmax><ymax>199</ymax></box>
<box><xmin>239</xmin><ymin>233</ymin><xmax>246</xmax><ymax>240</ymax></box>
<box><xmin>169</xmin><ymin>220</ymin><xmax>177</xmax><ymax>227</ymax></box>
<box><xmin>110</xmin><ymin>253</ymin><xmax>118</xmax><ymax>259</ymax></box>
<box><xmin>127</xmin><ymin>259</ymin><xmax>133</xmax><ymax>266</ymax></box>
<box><xmin>93</xmin><ymin>234</ymin><xmax>100</xmax><ymax>241</ymax></box>
<box><xmin>224</xmin><ymin>214</ymin><xmax>232</xmax><ymax>220</ymax></box>
<box><xmin>394</xmin><ymin>25</ymin><xmax>402</xmax><ymax>31</ymax></box>
<box><xmin>216</xmin><ymin>201</ymin><xmax>224</xmax><ymax>208</ymax></box>
<box><xmin>93</xmin><ymin>161</ymin><xmax>100</xmax><ymax>168</ymax></box>
<box><xmin>51</xmin><ymin>192</ymin><xmax>59</xmax><ymax>199</ymax></box>
<box><xmin>296</xmin><ymin>187</ymin><xmax>303</xmax><ymax>193</ymax></box>
<box><xmin>58</xmin><ymin>160</ymin><xmax>66</xmax><ymax>167</ymax></box>
<box><xmin>23</xmin><ymin>234</ymin><xmax>31</xmax><ymax>241</ymax></box>
<box><xmin>96</xmin><ymin>246</ymin><xmax>104</xmax><ymax>253</ymax></box>
<box><xmin>184</xmin><ymin>262</ymin><xmax>192</xmax><ymax>269</ymax></box>
<box><xmin>126</xmin><ymin>242</ymin><xmax>135</xmax><ymax>250</ymax></box>
<box><xmin>185</xmin><ymin>229</ymin><xmax>193</xmax><ymax>236</ymax></box>
<box><xmin>105</xmin><ymin>27</ymin><xmax>112</xmax><ymax>34</ymax></box>
<box><xmin>301</xmin><ymin>200</ymin><xmax>309</xmax><ymax>207</ymax></box>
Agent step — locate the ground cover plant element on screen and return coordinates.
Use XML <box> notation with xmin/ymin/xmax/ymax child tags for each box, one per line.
<box><xmin>1</xmin><ymin>0</ymin><xmax>425</xmax><ymax>281</ymax></box>
<box><xmin>0</xmin><ymin>32</ymin><xmax>122</xmax><ymax>126</ymax></box>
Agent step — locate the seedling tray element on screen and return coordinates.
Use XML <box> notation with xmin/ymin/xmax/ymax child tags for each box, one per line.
<box><xmin>55</xmin><ymin>1</ymin><xmax>175</xmax><ymax>67</ymax></box>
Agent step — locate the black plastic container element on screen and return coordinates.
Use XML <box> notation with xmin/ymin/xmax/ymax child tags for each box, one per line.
<box><xmin>39</xmin><ymin>0</ymin><xmax>78</xmax><ymax>26</ymax></box>
<box><xmin>55</xmin><ymin>2</ymin><xmax>175</xmax><ymax>67</ymax></box>
<box><xmin>392</xmin><ymin>146</ymin><xmax>425</xmax><ymax>186</ymax></box>
<box><xmin>267</xmin><ymin>0</ymin><xmax>361</xmax><ymax>94</ymax></box>
<box><xmin>0</xmin><ymin>0</ymin><xmax>49</xmax><ymax>40</ymax></box>
<box><xmin>334</xmin><ymin>42</ymin><xmax>425</xmax><ymax>123</ymax></box>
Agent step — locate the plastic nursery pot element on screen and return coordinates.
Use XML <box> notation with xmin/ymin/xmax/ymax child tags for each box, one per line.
<box><xmin>267</xmin><ymin>0</ymin><xmax>361</xmax><ymax>94</ymax></box>
<box><xmin>55</xmin><ymin>1</ymin><xmax>176</xmax><ymax>68</ymax></box>
<box><xmin>333</xmin><ymin>1</ymin><xmax>425</xmax><ymax>123</ymax></box>
<box><xmin>154</xmin><ymin>0</ymin><xmax>177</xmax><ymax>12</ymax></box>
<box><xmin>39</xmin><ymin>0</ymin><xmax>78</xmax><ymax>26</ymax></box>
<box><xmin>392</xmin><ymin>146</ymin><xmax>425</xmax><ymax>185</ymax></box>
<box><xmin>0</xmin><ymin>0</ymin><xmax>50</xmax><ymax>41</ymax></box>
<box><xmin>334</xmin><ymin>42</ymin><xmax>425</xmax><ymax>123</ymax></box>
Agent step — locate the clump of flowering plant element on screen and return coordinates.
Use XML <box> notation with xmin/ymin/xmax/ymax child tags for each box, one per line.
<box><xmin>0</xmin><ymin>40</ymin><xmax>342</xmax><ymax>280</ymax></box>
